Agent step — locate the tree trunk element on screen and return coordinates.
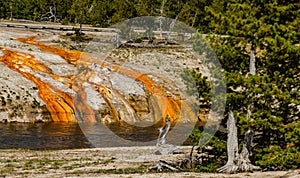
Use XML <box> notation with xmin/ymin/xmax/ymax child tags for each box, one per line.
<box><xmin>247</xmin><ymin>43</ymin><xmax>256</xmax><ymax>119</ymax></box>
<box><xmin>159</xmin><ymin>0</ymin><xmax>167</xmax><ymax>38</ymax></box>
<box><xmin>153</xmin><ymin>115</ymin><xmax>184</xmax><ymax>155</ymax></box>
<box><xmin>9</xmin><ymin>3</ymin><xmax>13</xmax><ymax>21</ymax></box>
<box><xmin>217</xmin><ymin>110</ymin><xmax>260</xmax><ymax>173</ymax></box>
<box><xmin>79</xmin><ymin>0</ymin><xmax>83</xmax><ymax>34</ymax></box>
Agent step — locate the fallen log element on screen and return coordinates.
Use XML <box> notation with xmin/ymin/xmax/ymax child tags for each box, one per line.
<box><xmin>148</xmin><ymin>160</ymin><xmax>181</xmax><ymax>171</ymax></box>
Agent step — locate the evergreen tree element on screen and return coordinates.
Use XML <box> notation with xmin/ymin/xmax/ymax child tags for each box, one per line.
<box><xmin>203</xmin><ymin>0</ymin><xmax>300</xmax><ymax>170</ymax></box>
<box><xmin>86</xmin><ymin>0</ymin><xmax>111</xmax><ymax>27</ymax></box>
<box><xmin>178</xmin><ymin>0</ymin><xmax>212</xmax><ymax>32</ymax></box>
<box><xmin>110</xmin><ymin>0</ymin><xmax>137</xmax><ymax>24</ymax></box>
<box><xmin>135</xmin><ymin>0</ymin><xmax>161</xmax><ymax>17</ymax></box>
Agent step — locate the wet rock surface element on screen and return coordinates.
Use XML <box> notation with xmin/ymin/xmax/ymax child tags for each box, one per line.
<box><xmin>0</xmin><ymin>27</ymin><xmax>205</xmax><ymax>124</ymax></box>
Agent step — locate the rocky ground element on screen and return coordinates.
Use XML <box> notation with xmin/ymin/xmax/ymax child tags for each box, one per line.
<box><xmin>0</xmin><ymin>146</ymin><xmax>299</xmax><ymax>178</ymax></box>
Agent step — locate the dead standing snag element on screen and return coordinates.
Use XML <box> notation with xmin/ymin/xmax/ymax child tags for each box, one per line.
<box><xmin>154</xmin><ymin>115</ymin><xmax>185</xmax><ymax>155</ymax></box>
<box><xmin>217</xmin><ymin>110</ymin><xmax>260</xmax><ymax>173</ymax></box>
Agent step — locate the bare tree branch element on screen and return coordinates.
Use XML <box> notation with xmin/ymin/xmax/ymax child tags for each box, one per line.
<box><xmin>148</xmin><ymin>160</ymin><xmax>180</xmax><ymax>171</ymax></box>
<box><xmin>159</xmin><ymin>0</ymin><xmax>167</xmax><ymax>38</ymax></box>
<box><xmin>41</xmin><ymin>6</ymin><xmax>60</xmax><ymax>23</ymax></box>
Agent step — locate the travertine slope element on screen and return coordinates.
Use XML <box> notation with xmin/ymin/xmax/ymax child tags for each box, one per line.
<box><xmin>0</xmin><ymin>27</ymin><xmax>205</xmax><ymax>124</ymax></box>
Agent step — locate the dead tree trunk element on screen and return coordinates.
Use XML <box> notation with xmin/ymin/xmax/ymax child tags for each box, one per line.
<box><xmin>159</xmin><ymin>0</ymin><xmax>167</xmax><ymax>38</ymax></box>
<box><xmin>9</xmin><ymin>3</ymin><xmax>13</xmax><ymax>21</ymax></box>
<box><xmin>148</xmin><ymin>160</ymin><xmax>180</xmax><ymax>171</ymax></box>
<box><xmin>167</xmin><ymin>15</ymin><xmax>177</xmax><ymax>39</ymax></box>
<box><xmin>217</xmin><ymin>110</ymin><xmax>260</xmax><ymax>173</ymax></box>
<box><xmin>246</xmin><ymin>44</ymin><xmax>256</xmax><ymax>119</ymax></box>
<box><xmin>191</xmin><ymin>10</ymin><xmax>198</xmax><ymax>28</ymax></box>
<box><xmin>79</xmin><ymin>0</ymin><xmax>83</xmax><ymax>34</ymax></box>
<box><xmin>153</xmin><ymin>115</ymin><xmax>184</xmax><ymax>155</ymax></box>
<box><xmin>41</xmin><ymin>6</ymin><xmax>59</xmax><ymax>22</ymax></box>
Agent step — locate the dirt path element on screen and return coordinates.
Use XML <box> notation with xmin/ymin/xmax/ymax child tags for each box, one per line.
<box><xmin>0</xmin><ymin>146</ymin><xmax>299</xmax><ymax>178</ymax></box>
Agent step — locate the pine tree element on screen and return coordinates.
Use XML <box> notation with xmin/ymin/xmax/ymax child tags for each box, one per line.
<box><xmin>135</xmin><ymin>0</ymin><xmax>161</xmax><ymax>17</ymax></box>
<box><xmin>110</xmin><ymin>0</ymin><xmax>137</xmax><ymax>24</ymax></box>
<box><xmin>204</xmin><ymin>0</ymin><xmax>300</xmax><ymax>170</ymax></box>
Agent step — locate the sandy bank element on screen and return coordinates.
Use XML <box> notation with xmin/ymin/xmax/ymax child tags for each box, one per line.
<box><xmin>0</xmin><ymin>146</ymin><xmax>299</xmax><ymax>178</ymax></box>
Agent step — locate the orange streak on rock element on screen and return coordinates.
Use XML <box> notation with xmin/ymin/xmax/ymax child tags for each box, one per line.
<box><xmin>89</xmin><ymin>82</ymin><xmax>120</xmax><ymax>122</ymax></box>
<box><xmin>110</xmin><ymin>65</ymin><xmax>182</xmax><ymax>124</ymax></box>
<box><xmin>15</xmin><ymin>36</ymin><xmax>97</xmax><ymax>123</ymax></box>
<box><xmin>110</xmin><ymin>88</ymin><xmax>137</xmax><ymax>122</ymax></box>
<box><xmin>37</xmin><ymin>83</ymin><xmax>75</xmax><ymax>122</ymax></box>
<box><xmin>79</xmin><ymin>58</ymin><xmax>183</xmax><ymax>124</ymax></box>
<box><xmin>90</xmin><ymin>82</ymin><xmax>113</xmax><ymax>99</ymax></box>
<box><xmin>72</xmin><ymin>85</ymin><xmax>97</xmax><ymax>123</ymax></box>
<box><xmin>13</xmin><ymin>36</ymin><xmax>192</xmax><ymax>125</ymax></box>
<box><xmin>17</xmin><ymin>36</ymin><xmax>83</xmax><ymax>65</ymax></box>
<box><xmin>0</xmin><ymin>47</ymin><xmax>77</xmax><ymax>122</ymax></box>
